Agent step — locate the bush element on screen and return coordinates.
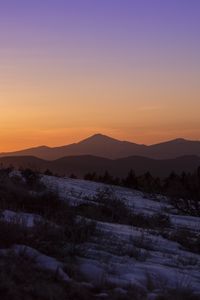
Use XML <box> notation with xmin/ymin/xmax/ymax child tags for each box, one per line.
<box><xmin>0</xmin><ymin>215</ymin><xmax>97</xmax><ymax>260</ymax></box>
<box><xmin>169</xmin><ymin>229</ymin><xmax>200</xmax><ymax>254</ymax></box>
<box><xmin>0</xmin><ymin>218</ymin><xmax>30</xmax><ymax>248</ymax></box>
<box><xmin>21</xmin><ymin>168</ymin><xmax>43</xmax><ymax>190</ymax></box>
<box><xmin>78</xmin><ymin>188</ymin><xmax>132</xmax><ymax>224</ymax></box>
<box><xmin>0</xmin><ymin>251</ymin><xmax>96</xmax><ymax>300</ymax></box>
<box><xmin>156</xmin><ymin>287</ymin><xmax>199</xmax><ymax>300</ymax></box>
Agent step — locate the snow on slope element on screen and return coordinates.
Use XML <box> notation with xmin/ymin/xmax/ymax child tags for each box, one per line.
<box><xmin>0</xmin><ymin>209</ymin><xmax>58</xmax><ymax>228</ymax></box>
<box><xmin>41</xmin><ymin>175</ymin><xmax>200</xmax><ymax>231</ymax></box>
<box><xmin>41</xmin><ymin>175</ymin><xmax>200</xmax><ymax>295</ymax></box>
<box><xmin>1</xmin><ymin>210</ymin><xmax>42</xmax><ymax>227</ymax></box>
<box><xmin>41</xmin><ymin>176</ymin><xmax>171</xmax><ymax>213</ymax></box>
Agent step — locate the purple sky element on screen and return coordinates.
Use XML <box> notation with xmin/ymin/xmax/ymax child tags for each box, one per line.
<box><xmin>0</xmin><ymin>0</ymin><xmax>200</xmax><ymax>150</ymax></box>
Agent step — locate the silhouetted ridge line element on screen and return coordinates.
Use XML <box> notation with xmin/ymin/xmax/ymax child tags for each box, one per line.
<box><xmin>0</xmin><ymin>154</ymin><xmax>200</xmax><ymax>178</ymax></box>
<box><xmin>0</xmin><ymin>134</ymin><xmax>200</xmax><ymax>160</ymax></box>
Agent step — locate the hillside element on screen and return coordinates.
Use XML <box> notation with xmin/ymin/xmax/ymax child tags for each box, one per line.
<box><xmin>0</xmin><ymin>170</ymin><xmax>200</xmax><ymax>299</ymax></box>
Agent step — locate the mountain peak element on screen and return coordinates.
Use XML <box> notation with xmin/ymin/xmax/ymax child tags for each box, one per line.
<box><xmin>170</xmin><ymin>138</ymin><xmax>187</xmax><ymax>143</ymax></box>
<box><xmin>168</xmin><ymin>138</ymin><xmax>199</xmax><ymax>144</ymax></box>
<box><xmin>80</xmin><ymin>133</ymin><xmax>120</xmax><ymax>144</ymax></box>
<box><xmin>173</xmin><ymin>138</ymin><xmax>186</xmax><ymax>142</ymax></box>
<box><xmin>91</xmin><ymin>133</ymin><xmax>114</xmax><ymax>139</ymax></box>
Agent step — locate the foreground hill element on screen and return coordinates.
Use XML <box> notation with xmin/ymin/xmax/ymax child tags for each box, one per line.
<box><xmin>0</xmin><ymin>154</ymin><xmax>200</xmax><ymax>177</ymax></box>
<box><xmin>1</xmin><ymin>134</ymin><xmax>200</xmax><ymax>160</ymax></box>
<box><xmin>0</xmin><ymin>170</ymin><xmax>200</xmax><ymax>299</ymax></box>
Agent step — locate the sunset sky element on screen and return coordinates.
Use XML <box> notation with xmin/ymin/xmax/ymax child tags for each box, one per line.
<box><xmin>0</xmin><ymin>0</ymin><xmax>200</xmax><ymax>151</ymax></box>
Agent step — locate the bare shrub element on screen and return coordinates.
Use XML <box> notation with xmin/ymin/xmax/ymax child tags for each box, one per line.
<box><xmin>169</xmin><ymin>228</ymin><xmax>200</xmax><ymax>254</ymax></box>
<box><xmin>0</xmin><ymin>251</ymin><xmax>95</xmax><ymax>300</ymax></box>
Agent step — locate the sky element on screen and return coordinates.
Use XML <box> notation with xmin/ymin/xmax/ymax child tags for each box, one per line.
<box><xmin>0</xmin><ymin>0</ymin><xmax>200</xmax><ymax>151</ymax></box>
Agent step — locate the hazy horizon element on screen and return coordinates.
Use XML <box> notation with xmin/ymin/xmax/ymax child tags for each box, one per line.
<box><xmin>1</xmin><ymin>0</ymin><xmax>200</xmax><ymax>151</ymax></box>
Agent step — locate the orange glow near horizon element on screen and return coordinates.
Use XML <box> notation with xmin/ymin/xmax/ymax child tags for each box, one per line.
<box><xmin>1</xmin><ymin>66</ymin><xmax>200</xmax><ymax>152</ymax></box>
<box><xmin>1</xmin><ymin>118</ymin><xmax>200</xmax><ymax>152</ymax></box>
<box><xmin>1</xmin><ymin>64</ymin><xmax>200</xmax><ymax>152</ymax></box>
<box><xmin>1</xmin><ymin>100</ymin><xmax>200</xmax><ymax>151</ymax></box>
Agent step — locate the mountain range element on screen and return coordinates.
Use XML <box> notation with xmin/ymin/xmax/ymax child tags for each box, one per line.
<box><xmin>0</xmin><ymin>155</ymin><xmax>200</xmax><ymax>178</ymax></box>
<box><xmin>1</xmin><ymin>134</ymin><xmax>200</xmax><ymax>160</ymax></box>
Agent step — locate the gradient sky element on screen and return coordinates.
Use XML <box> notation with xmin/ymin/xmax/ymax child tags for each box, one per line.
<box><xmin>0</xmin><ymin>0</ymin><xmax>200</xmax><ymax>151</ymax></box>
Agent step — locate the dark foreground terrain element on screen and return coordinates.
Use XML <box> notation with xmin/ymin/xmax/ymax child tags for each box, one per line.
<box><xmin>0</xmin><ymin>168</ymin><xmax>200</xmax><ymax>300</ymax></box>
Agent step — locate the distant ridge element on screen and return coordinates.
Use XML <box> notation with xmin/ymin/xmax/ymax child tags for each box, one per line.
<box><xmin>0</xmin><ymin>134</ymin><xmax>200</xmax><ymax>160</ymax></box>
<box><xmin>0</xmin><ymin>154</ymin><xmax>200</xmax><ymax>178</ymax></box>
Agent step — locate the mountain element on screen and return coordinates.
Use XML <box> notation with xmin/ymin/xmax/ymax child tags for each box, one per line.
<box><xmin>0</xmin><ymin>134</ymin><xmax>200</xmax><ymax>160</ymax></box>
<box><xmin>144</xmin><ymin>138</ymin><xmax>200</xmax><ymax>159</ymax></box>
<box><xmin>0</xmin><ymin>154</ymin><xmax>200</xmax><ymax>177</ymax></box>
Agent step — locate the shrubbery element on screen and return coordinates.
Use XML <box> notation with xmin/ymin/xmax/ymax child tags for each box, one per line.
<box><xmin>84</xmin><ymin>168</ymin><xmax>200</xmax><ymax>216</ymax></box>
<box><xmin>77</xmin><ymin>188</ymin><xmax>171</xmax><ymax>232</ymax></box>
